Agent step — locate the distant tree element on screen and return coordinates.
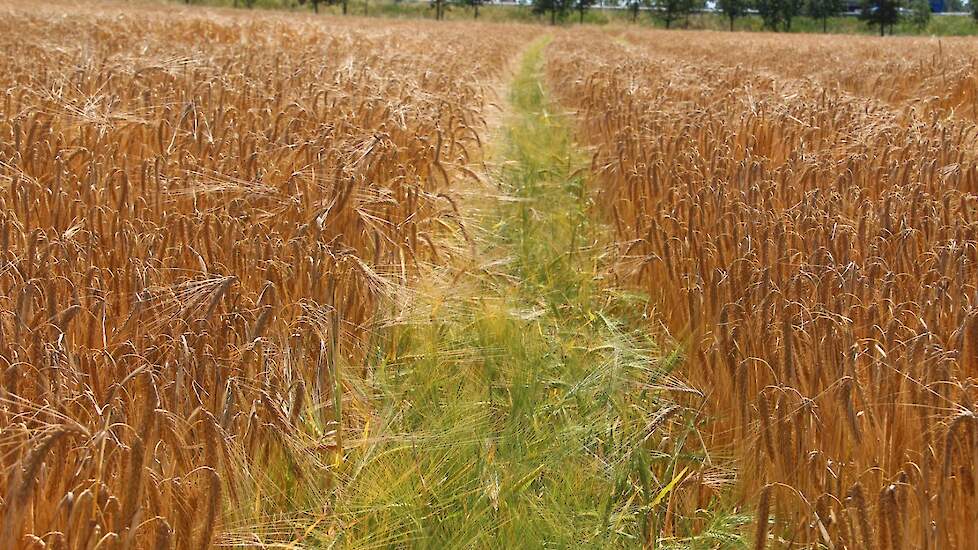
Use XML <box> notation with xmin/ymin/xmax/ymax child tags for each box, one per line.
<box><xmin>432</xmin><ymin>0</ymin><xmax>447</xmax><ymax>19</ymax></box>
<box><xmin>909</xmin><ymin>0</ymin><xmax>930</xmax><ymax>27</ymax></box>
<box><xmin>574</xmin><ymin>0</ymin><xmax>596</xmax><ymax>22</ymax></box>
<box><xmin>781</xmin><ymin>0</ymin><xmax>803</xmax><ymax>28</ymax></box>
<box><xmin>685</xmin><ymin>0</ymin><xmax>704</xmax><ymax>25</ymax></box>
<box><xmin>651</xmin><ymin>0</ymin><xmax>694</xmax><ymax>28</ymax></box>
<box><xmin>807</xmin><ymin>0</ymin><xmax>844</xmax><ymax>31</ymax></box>
<box><xmin>755</xmin><ymin>0</ymin><xmax>785</xmax><ymax>28</ymax></box>
<box><xmin>298</xmin><ymin>0</ymin><xmax>329</xmax><ymax>13</ymax></box>
<box><xmin>860</xmin><ymin>0</ymin><xmax>902</xmax><ymax>35</ymax></box>
<box><xmin>462</xmin><ymin>0</ymin><xmax>484</xmax><ymax>18</ymax></box>
<box><xmin>627</xmin><ymin>0</ymin><xmax>644</xmax><ymax>21</ymax></box>
<box><xmin>717</xmin><ymin>0</ymin><xmax>748</xmax><ymax>29</ymax></box>
<box><xmin>533</xmin><ymin>0</ymin><xmax>571</xmax><ymax>24</ymax></box>
<box><xmin>973</xmin><ymin>0</ymin><xmax>978</xmax><ymax>19</ymax></box>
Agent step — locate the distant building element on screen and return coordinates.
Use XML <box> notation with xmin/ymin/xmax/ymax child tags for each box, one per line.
<box><xmin>844</xmin><ymin>0</ymin><xmax>946</xmax><ymax>12</ymax></box>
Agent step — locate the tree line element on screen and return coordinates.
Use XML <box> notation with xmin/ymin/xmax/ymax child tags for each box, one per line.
<box><xmin>200</xmin><ymin>0</ymin><xmax>978</xmax><ymax>36</ymax></box>
<box><xmin>534</xmin><ymin>0</ymin><xmax>936</xmax><ymax>35</ymax></box>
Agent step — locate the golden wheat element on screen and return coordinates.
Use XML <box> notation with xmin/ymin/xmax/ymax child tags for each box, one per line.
<box><xmin>0</xmin><ymin>1</ymin><xmax>528</xmax><ymax>547</ymax></box>
<box><xmin>550</xmin><ymin>29</ymin><xmax>978</xmax><ymax>548</ymax></box>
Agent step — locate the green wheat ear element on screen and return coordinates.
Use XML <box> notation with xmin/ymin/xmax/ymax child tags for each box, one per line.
<box><xmin>319</xmin><ymin>36</ymin><xmax>743</xmax><ymax>549</ymax></box>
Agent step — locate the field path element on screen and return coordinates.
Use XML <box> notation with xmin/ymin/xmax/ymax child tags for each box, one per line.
<box><xmin>316</xmin><ymin>38</ymin><xmax>725</xmax><ymax>548</ymax></box>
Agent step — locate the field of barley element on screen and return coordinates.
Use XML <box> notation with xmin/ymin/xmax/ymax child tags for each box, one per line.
<box><xmin>2</xmin><ymin>0</ymin><xmax>978</xmax><ymax>548</ymax></box>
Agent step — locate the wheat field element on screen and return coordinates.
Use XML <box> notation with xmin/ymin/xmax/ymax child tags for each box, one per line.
<box><xmin>549</xmin><ymin>29</ymin><xmax>978</xmax><ymax>549</ymax></box>
<box><xmin>0</xmin><ymin>1</ymin><xmax>530</xmax><ymax>547</ymax></box>
<box><xmin>4</xmin><ymin>0</ymin><xmax>978</xmax><ymax>548</ymax></box>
